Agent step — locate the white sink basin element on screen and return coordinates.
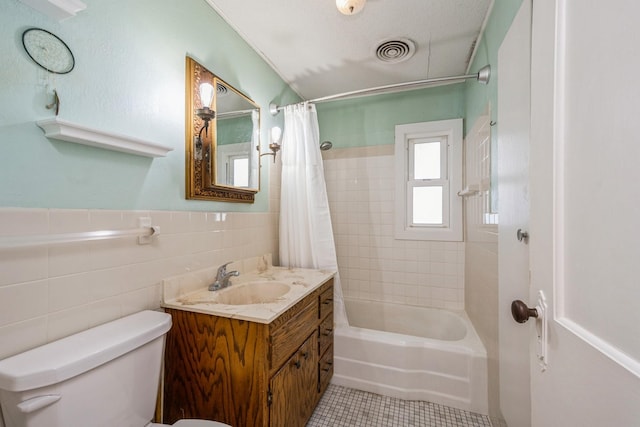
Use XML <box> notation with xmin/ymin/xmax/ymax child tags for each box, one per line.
<box><xmin>216</xmin><ymin>281</ymin><xmax>291</xmax><ymax>305</ymax></box>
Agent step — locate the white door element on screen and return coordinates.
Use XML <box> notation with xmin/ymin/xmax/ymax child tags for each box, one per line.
<box><xmin>497</xmin><ymin>1</ymin><xmax>532</xmax><ymax>426</ymax></box>
<box><xmin>529</xmin><ymin>0</ymin><xmax>640</xmax><ymax>425</ymax></box>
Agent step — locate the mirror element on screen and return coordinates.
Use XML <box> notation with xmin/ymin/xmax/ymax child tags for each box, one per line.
<box><xmin>185</xmin><ymin>57</ymin><xmax>260</xmax><ymax>203</ymax></box>
<box><xmin>215</xmin><ymin>81</ymin><xmax>260</xmax><ymax>189</ymax></box>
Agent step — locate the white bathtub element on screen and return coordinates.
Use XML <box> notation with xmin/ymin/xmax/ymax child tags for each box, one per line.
<box><xmin>333</xmin><ymin>297</ymin><xmax>489</xmax><ymax>414</ymax></box>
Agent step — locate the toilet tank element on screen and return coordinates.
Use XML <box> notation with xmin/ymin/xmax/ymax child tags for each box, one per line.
<box><xmin>0</xmin><ymin>310</ymin><xmax>172</xmax><ymax>427</ymax></box>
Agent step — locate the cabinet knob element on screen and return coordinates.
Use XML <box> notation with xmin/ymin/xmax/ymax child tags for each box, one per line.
<box><xmin>322</xmin><ymin>328</ymin><xmax>333</xmax><ymax>336</ymax></box>
<box><xmin>301</xmin><ymin>351</ymin><xmax>309</xmax><ymax>360</ymax></box>
<box><xmin>322</xmin><ymin>299</ymin><xmax>333</xmax><ymax>305</ymax></box>
<box><xmin>293</xmin><ymin>360</ymin><xmax>301</xmax><ymax>369</ymax></box>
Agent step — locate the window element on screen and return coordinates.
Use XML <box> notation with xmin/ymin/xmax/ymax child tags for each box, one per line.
<box><xmin>230</xmin><ymin>155</ymin><xmax>249</xmax><ymax>187</ymax></box>
<box><xmin>395</xmin><ymin>119</ymin><xmax>463</xmax><ymax>241</ymax></box>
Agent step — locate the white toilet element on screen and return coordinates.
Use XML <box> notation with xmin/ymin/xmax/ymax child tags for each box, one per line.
<box><xmin>0</xmin><ymin>310</ymin><xmax>230</xmax><ymax>427</ymax></box>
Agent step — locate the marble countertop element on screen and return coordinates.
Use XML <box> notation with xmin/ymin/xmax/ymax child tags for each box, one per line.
<box><xmin>161</xmin><ymin>265</ymin><xmax>335</xmax><ymax>324</ymax></box>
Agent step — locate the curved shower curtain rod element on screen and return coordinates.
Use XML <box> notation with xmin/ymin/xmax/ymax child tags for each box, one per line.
<box><xmin>269</xmin><ymin>65</ymin><xmax>491</xmax><ymax>116</ymax></box>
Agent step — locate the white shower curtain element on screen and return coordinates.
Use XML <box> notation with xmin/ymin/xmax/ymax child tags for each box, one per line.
<box><xmin>249</xmin><ymin>109</ymin><xmax>260</xmax><ymax>189</ymax></box>
<box><xmin>279</xmin><ymin>102</ymin><xmax>348</xmax><ymax>326</ymax></box>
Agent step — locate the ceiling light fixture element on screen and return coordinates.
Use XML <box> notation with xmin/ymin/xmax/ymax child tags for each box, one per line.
<box><xmin>336</xmin><ymin>0</ymin><xmax>365</xmax><ymax>15</ymax></box>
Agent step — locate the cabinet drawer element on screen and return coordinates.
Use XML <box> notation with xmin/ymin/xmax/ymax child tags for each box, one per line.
<box><xmin>319</xmin><ymin>286</ymin><xmax>333</xmax><ymax>320</ymax></box>
<box><xmin>318</xmin><ymin>314</ymin><xmax>334</xmax><ymax>356</ymax></box>
<box><xmin>270</xmin><ymin>300</ymin><xmax>317</xmax><ymax>370</ymax></box>
<box><xmin>318</xmin><ymin>345</ymin><xmax>333</xmax><ymax>395</ymax></box>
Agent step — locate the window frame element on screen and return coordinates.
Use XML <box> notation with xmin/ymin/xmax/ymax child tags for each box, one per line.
<box><xmin>394</xmin><ymin>119</ymin><xmax>463</xmax><ymax>241</ymax></box>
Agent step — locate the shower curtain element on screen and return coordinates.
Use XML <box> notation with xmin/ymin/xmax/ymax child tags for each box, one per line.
<box><xmin>279</xmin><ymin>102</ymin><xmax>347</xmax><ymax>326</ymax></box>
<box><xmin>250</xmin><ymin>109</ymin><xmax>260</xmax><ymax>189</ymax></box>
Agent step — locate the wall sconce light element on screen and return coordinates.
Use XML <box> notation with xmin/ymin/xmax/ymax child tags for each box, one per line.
<box><xmin>195</xmin><ymin>82</ymin><xmax>215</xmax><ymax>159</ymax></box>
<box><xmin>259</xmin><ymin>126</ymin><xmax>282</xmax><ymax>163</ymax></box>
<box><xmin>336</xmin><ymin>0</ymin><xmax>366</xmax><ymax>15</ymax></box>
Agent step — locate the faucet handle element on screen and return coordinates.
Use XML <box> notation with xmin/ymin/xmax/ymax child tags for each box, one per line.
<box><xmin>217</xmin><ymin>261</ymin><xmax>234</xmax><ymax>277</ymax></box>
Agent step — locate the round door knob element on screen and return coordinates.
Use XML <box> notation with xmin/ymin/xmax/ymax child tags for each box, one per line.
<box><xmin>511</xmin><ymin>300</ymin><xmax>538</xmax><ymax>323</ymax></box>
<box><xmin>516</xmin><ymin>229</ymin><xmax>529</xmax><ymax>242</ymax></box>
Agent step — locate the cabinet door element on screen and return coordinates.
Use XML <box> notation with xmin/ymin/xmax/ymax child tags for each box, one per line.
<box><xmin>269</xmin><ymin>334</ymin><xmax>318</xmax><ymax>427</ymax></box>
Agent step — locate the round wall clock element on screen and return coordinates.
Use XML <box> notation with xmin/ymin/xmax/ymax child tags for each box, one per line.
<box><xmin>22</xmin><ymin>28</ymin><xmax>75</xmax><ymax>74</ymax></box>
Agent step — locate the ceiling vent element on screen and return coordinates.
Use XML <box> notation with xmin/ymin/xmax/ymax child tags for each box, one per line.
<box><xmin>375</xmin><ymin>38</ymin><xmax>416</xmax><ymax>64</ymax></box>
<box><xmin>216</xmin><ymin>83</ymin><xmax>229</xmax><ymax>96</ymax></box>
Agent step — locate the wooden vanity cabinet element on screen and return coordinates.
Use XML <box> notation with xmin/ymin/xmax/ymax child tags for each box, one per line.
<box><xmin>269</xmin><ymin>333</ymin><xmax>318</xmax><ymax>427</ymax></box>
<box><xmin>163</xmin><ymin>278</ymin><xmax>334</xmax><ymax>427</ymax></box>
<box><xmin>317</xmin><ymin>285</ymin><xmax>334</xmax><ymax>396</ymax></box>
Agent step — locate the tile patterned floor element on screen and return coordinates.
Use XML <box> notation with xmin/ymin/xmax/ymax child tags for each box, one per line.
<box><xmin>307</xmin><ymin>384</ymin><xmax>492</xmax><ymax>427</ymax></box>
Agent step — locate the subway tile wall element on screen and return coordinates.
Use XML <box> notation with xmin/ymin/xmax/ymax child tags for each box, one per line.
<box><xmin>463</xmin><ymin>111</ymin><xmax>501</xmax><ymax>425</ymax></box>
<box><xmin>0</xmin><ymin>208</ymin><xmax>278</xmax><ymax>360</ymax></box>
<box><xmin>323</xmin><ymin>146</ymin><xmax>465</xmax><ymax>310</ymax></box>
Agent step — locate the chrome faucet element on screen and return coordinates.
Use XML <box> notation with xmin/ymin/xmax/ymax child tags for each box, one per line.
<box><xmin>209</xmin><ymin>262</ymin><xmax>239</xmax><ymax>291</ymax></box>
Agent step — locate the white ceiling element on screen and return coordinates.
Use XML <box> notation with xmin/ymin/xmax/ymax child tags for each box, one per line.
<box><xmin>205</xmin><ymin>0</ymin><xmax>493</xmax><ymax>101</ymax></box>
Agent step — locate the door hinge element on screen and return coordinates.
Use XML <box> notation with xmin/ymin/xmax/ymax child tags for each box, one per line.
<box><xmin>267</xmin><ymin>390</ymin><xmax>273</xmax><ymax>407</ymax></box>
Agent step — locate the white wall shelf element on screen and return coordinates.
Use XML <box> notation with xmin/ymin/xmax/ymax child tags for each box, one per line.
<box><xmin>36</xmin><ymin>118</ymin><xmax>174</xmax><ymax>158</ymax></box>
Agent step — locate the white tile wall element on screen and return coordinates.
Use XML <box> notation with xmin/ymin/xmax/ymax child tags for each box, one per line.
<box><xmin>464</xmin><ymin>110</ymin><xmax>500</xmax><ymax>422</ymax></box>
<box><xmin>0</xmin><ymin>208</ymin><xmax>278</xmax><ymax>359</ymax></box>
<box><xmin>323</xmin><ymin>146</ymin><xmax>465</xmax><ymax>310</ymax></box>
<box><xmin>0</xmin><ymin>144</ymin><xmax>469</xmax><ymax>360</ymax></box>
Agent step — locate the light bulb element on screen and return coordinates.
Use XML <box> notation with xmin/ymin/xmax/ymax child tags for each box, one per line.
<box><xmin>336</xmin><ymin>0</ymin><xmax>365</xmax><ymax>15</ymax></box>
<box><xmin>199</xmin><ymin>82</ymin><xmax>214</xmax><ymax>109</ymax></box>
<box><xmin>271</xmin><ymin>126</ymin><xmax>282</xmax><ymax>144</ymax></box>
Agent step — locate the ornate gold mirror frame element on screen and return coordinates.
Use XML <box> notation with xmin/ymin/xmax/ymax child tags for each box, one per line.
<box><xmin>185</xmin><ymin>57</ymin><xmax>260</xmax><ymax>203</ymax></box>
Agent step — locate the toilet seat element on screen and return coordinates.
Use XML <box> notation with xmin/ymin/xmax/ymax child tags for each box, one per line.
<box><xmin>148</xmin><ymin>420</ymin><xmax>230</xmax><ymax>427</ymax></box>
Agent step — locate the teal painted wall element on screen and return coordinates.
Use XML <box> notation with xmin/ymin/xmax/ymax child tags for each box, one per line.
<box><xmin>1</xmin><ymin>0</ymin><xmax>523</xmax><ymax>210</ymax></box>
<box><xmin>0</xmin><ymin>0</ymin><xmax>299</xmax><ymax>211</ymax></box>
<box><xmin>317</xmin><ymin>84</ymin><xmax>465</xmax><ymax>148</ymax></box>
<box><xmin>464</xmin><ymin>0</ymin><xmax>525</xmax><ymax>132</ymax></box>
<box><xmin>464</xmin><ymin>0</ymin><xmax>525</xmax><ymax>210</ymax></box>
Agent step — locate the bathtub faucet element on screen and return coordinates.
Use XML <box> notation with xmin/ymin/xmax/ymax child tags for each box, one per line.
<box><xmin>209</xmin><ymin>262</ymin><xmax>239</xmax><ymax>291</ymax></box>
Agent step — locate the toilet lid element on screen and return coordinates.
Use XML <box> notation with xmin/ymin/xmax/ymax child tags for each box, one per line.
<box><xmin>173</xmin><ymin>420</ymin><xmax>230</xmax><ymax>427</ymax></box>
<box><xmin>148</xmin><ymin>420</ymin><xmax>230</xmax><ymax>427</ymax></box>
